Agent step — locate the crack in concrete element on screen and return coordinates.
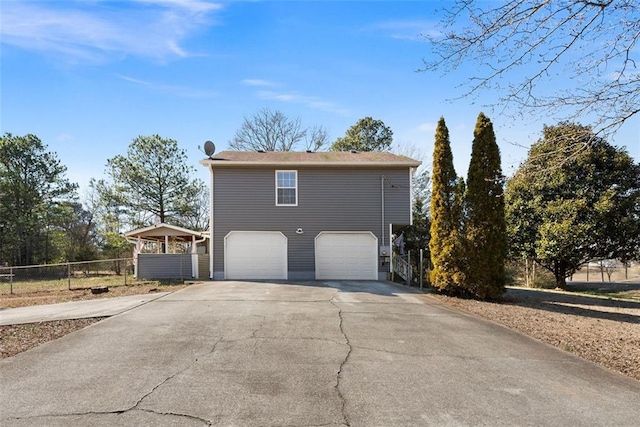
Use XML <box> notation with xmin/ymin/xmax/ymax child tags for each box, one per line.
<box><xmin>137</xmin><ymin>408</ymin><xmax>213</xmax><ymax>425</ymax></box>
<box><xmin>158</xmin><ymin>298</ymin><xmax>340</xmax><ymax>303</ymax></box>
<box><xmin>330</xmin><ymin>300</ymin><xmax>352</xmax><ymax>427</ymax></box>
<box><xmin>250</xmin><ymin>315</ymin><xmax>266</xmax><ymax>354</ymax></box>
<box><xmin>7</xmin><ymin>339</ymin><xmax>226</xmax><ymax>424</ymax></box>
<box><xmin>4</xmin><ymin>408</ymin><xmax>212</xmax><ymax>425</ymax></box>
<box><xmin>279</xmin><ymin>422</ymin><xmax>348</xmax><ymax>427</ymax></box>
<box><xmin>130</xmin><ymin>338</ymin><xmax>223</xmax><ymax>410</ymax></box>
<box><xmin>250</xmin><ymin>315</ymin><xmax>267</xmax><ymax>339</ymax></box>
<box><xmin>4</xmin><ymin>411</ymin><xmax>128</xmax><ymax>421</ymax></box>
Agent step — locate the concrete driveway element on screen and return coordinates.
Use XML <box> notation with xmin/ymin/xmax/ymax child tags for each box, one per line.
<box><xmin>1</xmin><ymin>280</ymin><xmax>639</xmax><ymax>426</ymax></box>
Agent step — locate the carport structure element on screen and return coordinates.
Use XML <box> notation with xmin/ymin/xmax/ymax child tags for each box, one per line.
<box><xmin>124</xmin><ymin>223</ymin><xmax>209</xmax><ymax>280</ymax></box>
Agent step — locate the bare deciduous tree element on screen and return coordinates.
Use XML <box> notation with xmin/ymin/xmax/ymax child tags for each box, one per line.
<box><xmin>229</xmin><ymin>108</ymin><xmax>328</xmax><ymax>152</ymax></box>
<box><xmin>422</xmin><ymin>1</ymin><xmax>640</xmax><ymax>136</ymax></box>
<box><xmin>304</xmin><ymin>125</ymin><xmax>329</xmax><ymax>152</ymax></box>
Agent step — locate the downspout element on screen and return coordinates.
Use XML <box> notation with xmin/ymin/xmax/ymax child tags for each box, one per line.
<box><xmin>381</xmin><ymin>176</ymin><xmax>385</xmax><ymax>247</ymax></box>
<box><xmin>192</xmin><ymin>235</ymin><xmax>208</xmax><ymax>279</ymax></box>
<box><xmin>136</xmin><ymin>237</ymin><xmax>141</xmax><ymax>279</ymax></box>
<box><xmin>193</xmin><ymin>236</ymin><xmax>208</xmax><ymax>246</ymax></box>
<box><xmin>191</xmin><ymin>235</ymin><xmax>197</xmax><ymax>279</ymax></box>
<box><xmin>124</xmin><ymin>237</ymin><xmax>142</xmax><ymax>279</ymax></box>
<box><xmin>409</xmin><ymin>168</ymin><xmax>414</xmax><ymax>226</ymax></box>
<box><xmin>209</xmin><ymin>165</ymin><xmax>214</xmax><ymax>280</ymax></box>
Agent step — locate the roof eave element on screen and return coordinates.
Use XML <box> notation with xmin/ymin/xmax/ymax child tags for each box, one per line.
<box><xmin>199</xmin><ymin>159</ymin><xmax>422</xmax><ymax>168</ymax></box>
<box><xmin>123</xmin><ymin>222</ymin><xmax>207</xmax><ymax>238</ymax></box>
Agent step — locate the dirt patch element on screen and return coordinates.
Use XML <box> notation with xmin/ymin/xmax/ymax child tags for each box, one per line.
<box><xmin>429</xmin><ymin>286</ymin><xmax>640</xmax><ymax>381</ymax></box>
<box><xmin>1</xmin><ymin>318</ymin><xmax>106</xmax><ymax>359</ymax></box>
<box><xmin>0</xmin><ymin>282</ymin><xmax>191</xmax><ymax>308</ymax></box>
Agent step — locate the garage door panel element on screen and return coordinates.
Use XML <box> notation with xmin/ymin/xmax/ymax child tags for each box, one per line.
<box><xmin>225</xmin><ymin>232</ymin><xmax>287</xmax><ymax>280</ymax></box>
<box><xmin>315</xmin><ymin>232</ymin><xmax>377</xmax><ymax>280</ymax></box>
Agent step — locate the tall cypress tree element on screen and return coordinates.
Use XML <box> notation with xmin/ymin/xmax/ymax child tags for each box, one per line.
<box><xmin>429</xmin><ymin>117</ymin><xmax>461</xmax><ymax>292</ymax></box>
<box><xmin>465</xmin><ymin>113</ymin><xmax>507</xmax><ymax>299</ymax></box>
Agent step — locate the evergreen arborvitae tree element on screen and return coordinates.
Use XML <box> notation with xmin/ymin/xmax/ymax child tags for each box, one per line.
<box><xmin>450</xmin><ymin>176</ymin><xmax>468</xmax><ymax>288</ymax></box>
<box><xmin>429</xmin><ymin>117</ymin><xmax>462</xmax><ymax>293</ymax></box>
<box><xmin>465</xmin><ymin>113</ymin><xmax>507</xmax><ymax>299</ymax></box>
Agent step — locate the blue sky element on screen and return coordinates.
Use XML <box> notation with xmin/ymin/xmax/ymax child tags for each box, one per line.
<box><xmin>2</xmin><ymin>0</ymin><xmax>639</xmax><ymax>195</ymax></box>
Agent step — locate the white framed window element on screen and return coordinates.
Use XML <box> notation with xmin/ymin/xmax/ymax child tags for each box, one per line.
<box><xmin>276</xmin><ymin>170</ymin><xmax>297</xmax><ymax>206</ymax></box>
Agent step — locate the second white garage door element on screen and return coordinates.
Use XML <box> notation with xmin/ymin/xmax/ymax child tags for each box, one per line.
<box><xmin>224</xmin><ymin>231</ymin><xmax>288</xmax><ymax>280</ymax></box>
<box><xmin>315</xmin><ymin>231</ymin><xmax>378</xmax><ymax>280</ymax></box>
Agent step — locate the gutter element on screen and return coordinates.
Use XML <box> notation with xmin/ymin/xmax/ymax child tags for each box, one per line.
<box><xmin>199</xmin><ymin>160</ymin><xmax>422</xmax><ymax>168</ymax></box>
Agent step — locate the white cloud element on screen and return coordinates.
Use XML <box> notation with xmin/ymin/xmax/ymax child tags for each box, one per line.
<box><xmin>256</xmin><ymin>90</ymin><xmax>349</xmax><ymax>116</ymax></box>
<box><xmin>417</xmin><ymin>122</ymin><xmax>437</xmax><ymax>132</ymax></box>
<box><xmin>135</xmin><ymin>0</ymin><xmax>221</xmax><ymax>13</ymax></box>
<box><xmin>241</xmin><ymin>79</ymin><xmax>278</xmax><ymax>87</ymax></box>
<box><xmin>0</xmin><ymin>1</ymin><xmax>222</xmax><ymax>63</ymax></box>
<box><xmin>119</xmin><ymin>75</ymin><xmax>218</xmax><ymax>98</ymax></box>
<box><xmin>55</xmin><ymin>133</ymin><xmax>74</xmax><ymax>142</ymax></box>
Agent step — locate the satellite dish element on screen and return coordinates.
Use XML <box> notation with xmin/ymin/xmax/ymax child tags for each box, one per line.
<box><xmin>204</xmin><ymin>140</ymin><xmax>216</xmax><ymax>157</ymax></box>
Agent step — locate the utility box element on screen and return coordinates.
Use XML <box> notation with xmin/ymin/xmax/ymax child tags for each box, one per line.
<box><xmin>379</xmin><ymin>246</ymin><xmax>391</xmax><ymax>266</ymax></box>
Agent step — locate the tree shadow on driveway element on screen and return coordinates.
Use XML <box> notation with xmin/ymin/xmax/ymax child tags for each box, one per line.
<box><xmin>254</xmin><ymin>279</ymin><xmax>419</xmax><ymax>298</ymax></box>
<box><xmin>502</xmin><ymin>287</ymin><xmax>640</xmax><ymax>324</ymax></box>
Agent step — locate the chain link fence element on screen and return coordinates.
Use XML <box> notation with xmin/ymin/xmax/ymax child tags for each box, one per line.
<box><xmin>508</xmin><ymin>259</ymin><xmax>640</xmax><ymax>288</ymax></box>
<box><xmin>0</xmin><ymin>258</ymin><xmax>133</xmax><ymax>295</ymax></box>
<box><xmin>396</xmin><ymin>255</ymin><xmax>640</xmax><ymax>290</ymax></box>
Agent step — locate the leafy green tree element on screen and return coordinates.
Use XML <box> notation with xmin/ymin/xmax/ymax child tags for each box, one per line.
<box><xmin>429</xmin><ymin>117</ymin><xmax>464</xmax><ymax>293</ymax></box>
<box><xmin>465</xmin><ymin>113</ymin><xmax>507</xmax><ymax>299</ymax></box>
<box><xmin>331</xmin><ymin>117</ymin><xmax>393</xmax><ymax>152</ymax></box>
<box><xmin>404</xmin><ymin>197</ymin><xmax>431</xmax><ymax>285</ymax></box>
<box><xmin>0</xmin><ymin>133</ymin><xmax>77</xmax><ymax>265</ymax></box>
<box><xmin>51</xmin><ymin>201</ymin><xmax>98</xmax><ymax>262</ymax></box>
<box><xmin>617</xmin><ymin>199</ymin><xmax>640</xmax><ymax>279</ymax></box>
<box><xmin>506</xmin><ymin>122</ymin><xmax>640</xmax><ymax>288</ymax></box>
<box><xmin>105</xmin><ymin>135</ymin><xmax>207</xmax><ymax>228</ymax></box>
<box><xmin>87</xmin><ymin>178</ymin><xmax>136</xmax><ymax>273</ymax></box>
<box><xmin>405</xmin><ymin>198</ymin><xmax>430</xmax><ymax>254</ymax></box>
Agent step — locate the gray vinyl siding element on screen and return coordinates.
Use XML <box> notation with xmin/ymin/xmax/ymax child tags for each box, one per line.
<box><xmin>211</xmin><ymin>167</ymin><xmax>412</xmax><ymax>278</ymax></box>
<box><xmin>137</xmin><ymin>254</ymin><xmax>192</xmax><ymax>279</ymax></box>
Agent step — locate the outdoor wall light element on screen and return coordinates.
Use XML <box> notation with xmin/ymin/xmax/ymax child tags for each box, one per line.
<box><xmin>296</xmin><ymin>228</ymin><xmax>304</xmax><ymax>235</ymax></box>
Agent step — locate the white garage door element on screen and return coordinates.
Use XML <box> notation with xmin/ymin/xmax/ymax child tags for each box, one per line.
<box><xmin>225</xmin><ymin>231</ymin><xmax>288</xmax><ymax>280</ymax></box>
<box><xmin>315</xmin><ymin>232</ymin><xmax>378</xmax><ymax>280</ymax></box>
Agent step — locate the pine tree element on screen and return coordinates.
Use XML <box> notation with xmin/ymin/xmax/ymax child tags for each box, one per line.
<box><xmin>465</xmin><ymin>113</ymin><xmax>507</xmax><ymax>299</ymax></box>
<box><xmin>429</xmin><ymin>117</ymin><xmax>462</xmax><ymax>293</ymax></box>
